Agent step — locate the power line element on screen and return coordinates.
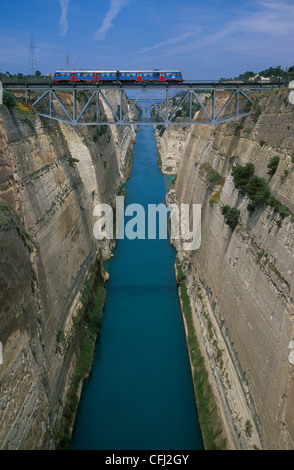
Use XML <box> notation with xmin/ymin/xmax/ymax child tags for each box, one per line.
<box><xmin>66</xmin><ymin>53</ymin><xmax>70</xmax><ymax>69</ymax></box>
<box><xmin>28</xmin><ymin>34</ymin><xmax>37</xmax><ymax>75</ymax></box>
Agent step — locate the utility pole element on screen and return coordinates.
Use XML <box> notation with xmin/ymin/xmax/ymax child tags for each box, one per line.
<box><xmin>66</xmin><ymin>54</ymin><xmax>70</xmax><ymax>69</ymax></box>
<box><xmin>28</xmin><ymin>34</ymin><xmax>37</xmax><ymax>76</ymax></box>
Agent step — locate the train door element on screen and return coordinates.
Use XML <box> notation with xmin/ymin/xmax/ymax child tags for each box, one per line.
<box><xmin>159</xmin><ymin>72</ymin><xmax>165</xmax><ymax>81</ymax></box>
<box><xmin>137</xmin><ymin>73</ymin><xmax>143</xmax><ymax>81</ymax></box>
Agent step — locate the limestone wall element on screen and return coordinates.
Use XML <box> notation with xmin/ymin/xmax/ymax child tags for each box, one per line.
<box><xmin>0</xmin><ymin>93</ymin><xmax>136</xmax><ymax>449</ymax></box>
<box><xmin>165</xmin><ymin>89</ymin><xmax>294</xmax><ymax>449</ymax></box>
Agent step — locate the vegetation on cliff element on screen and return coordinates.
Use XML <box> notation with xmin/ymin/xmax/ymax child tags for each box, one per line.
<box><xmin>221</xmin><ymin>205</ymin><xmax>240</xmax><ymax>230</ymax></box>
<box><xmin>232</xmin><ymin>163</ymin><xmax>292</xmax><ymax>219</ymax></box>
<box><xmin>56</xmin><ymin>257</ymin><xmax>106</xmax><ymax>450</ymax></box>
<box><xmin>179</xmin><ymin>279</ymin><xmax>227</xmax><ymax>450</ymax></box>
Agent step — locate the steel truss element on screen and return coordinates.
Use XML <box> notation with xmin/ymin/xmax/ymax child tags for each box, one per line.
<box><xmin>29</xmin><ymin>86</ymin><xmax>254</xmax><ymax>126</ymax></box>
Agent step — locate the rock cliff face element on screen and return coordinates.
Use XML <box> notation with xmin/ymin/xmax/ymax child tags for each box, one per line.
<box><xmin>162</xmin><ymin>89</ymin><xmax>294</xmax><ymax>449</ymax></box>
<box><xmin>0</xmin><ymin>92</ymin><xmax>135</xmax><ymax>449</ymax></box>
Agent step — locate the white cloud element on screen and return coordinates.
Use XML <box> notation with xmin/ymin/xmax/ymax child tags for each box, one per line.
<box><xmin>59</xmin><ymin>0</ymin><xmax>70</xmax><ymax>36</ymax></box>
<box><xmin>153</xmin><ymin>0</ymin><xmax>294</xmax><ymax>59</ymax></box>
<box><xmin>126</xmin><ymin>32</ymin><xmax>197</xmax><ymax>57</ymax></box>
<box><xmin>94</xmin><ymin>0</ymin><xmax>129</xmax><ymax>40</ymax></box>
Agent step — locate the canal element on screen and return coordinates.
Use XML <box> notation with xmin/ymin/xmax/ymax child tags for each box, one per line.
<box><xmin>71</xmin><ymin>123</ymin><xmax>203</xmax><ymax>450</ymax></box>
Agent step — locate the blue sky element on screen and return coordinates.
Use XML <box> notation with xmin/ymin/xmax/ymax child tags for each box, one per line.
<box><xmin>1</xmin><ymin>0</ymin><xmax>294</xmax><ymax>79</ymax></box>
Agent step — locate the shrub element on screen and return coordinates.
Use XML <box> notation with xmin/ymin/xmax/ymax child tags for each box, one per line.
<box><xmin>268</xmin><ymin>195</ymin><xmax>291</xmax><ymax>218</ymax></box>
<box><xmin>210</xmin><ymin>190</ymin><xmax>221</xmax><ymax>203</ymax></box>
<box><xmin>231</xmin><ymin>163</ymin><xmax>292</xmax><ymax>221</ymax></box>
<box><xmin>267</xmin><ymin>156</ymin><xmax>280</xmax><ymax>175</ymax></box>
<box><xmin>201</xmin><ymin>163</ymin><xmax>225</xmax><ymax>188</ymax></box>
<box><xmin>245</xmin><ymin>175</ymin><xmax>271</xmax><ymax>210</ymax></box>
<box><xmin>221</xmin><ymin>205</ymin><xmax>240</xmax><ymax>230</ymax></box>
<box><xmin>3</xmin><ymin>90</ymin><xmax>16</xmax><ymax>109</ymax></box>
<box><xmin>259</xmin><ymin>139</ymin><xmax>266</xmax><ymax>147</ymax></box>
<box><xmin>232</xmin><ymin>163</ymin><xmax>255</xmax><ymax>191</ymax></box>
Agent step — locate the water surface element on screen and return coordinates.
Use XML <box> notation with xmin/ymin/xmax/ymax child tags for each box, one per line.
<box><xmin>71</xmin><ymin>125</ymin><xmax>203</xmax><ymax>450</ymax></box>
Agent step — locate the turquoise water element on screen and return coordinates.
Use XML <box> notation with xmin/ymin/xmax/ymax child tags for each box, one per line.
<box><xmin>71</xmin><ymin>125</ymin><xmax>203</xmax><ymax>450</ymax></box>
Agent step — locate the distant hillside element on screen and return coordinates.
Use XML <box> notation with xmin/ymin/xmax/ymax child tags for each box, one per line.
<box><xmin>220</xmin><ymin>65</ymin><xmax>294</xmax><ymax>83</ymax></box>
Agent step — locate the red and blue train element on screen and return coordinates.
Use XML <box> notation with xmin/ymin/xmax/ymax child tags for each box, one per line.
<box><xmin>53</xmin><ymin>69</ymin><xmax>183</xmax><ymax>83</ymax></box>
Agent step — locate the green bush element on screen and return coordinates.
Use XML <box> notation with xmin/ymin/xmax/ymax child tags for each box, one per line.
<box><xmin>267</xmin><ymin>156</ymin><xmax>280</xmax><ymax>175</ymax></box>
<box><xmin>201</xmin><ymin>163</ymin><xmax>225</xmax><ymax>188</ymax></box>
<box><xmin>3</xmin><ymin>90</ymin><xmax>16</xmax><ymax>109</ymax></box>
<box><xmin>268</xmin><ymin>195</ymin><xmax>291</xmax><ymax>218</ymax></box>
<box><xmin>245</xmin><ymin>175</ymin><xmax>271</xmax><ymax>211</ymax></box>
<box><xmin>232</xmin><ymin>163</ymin><xmax>255</xmax><ymax>191</ymax></box>
<box><xmin>221</xmin><ymin>205</ymin><xmax>240</xmax><ymax>230</ymax></box>
<box><xmin>231</xmin><ymin>163</ymin><xmax>291</xmax><ymax>220</ymax></box>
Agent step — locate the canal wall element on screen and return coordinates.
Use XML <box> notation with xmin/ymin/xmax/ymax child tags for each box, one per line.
<box><xmin>0</xmin><ymin>91</ymin><xmax>136</xmax><ymax>449</ymax></box>
<box><xmin>159</xmin><ymin>89</ymin><xmax>294</xmax><ymax>449</ymax></box>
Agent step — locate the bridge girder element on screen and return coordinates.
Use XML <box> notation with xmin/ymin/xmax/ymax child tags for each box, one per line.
<box><xmin>2</xmin><ymin>81</ymin><xmax>285</xmax><ymax>126</ymax></box>
<box><xmin>28</xmin><ymin>87</ymin><xmax>254</xmax><ymax>126</ymax></box>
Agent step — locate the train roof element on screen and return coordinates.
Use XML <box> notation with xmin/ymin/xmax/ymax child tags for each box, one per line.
<box><xmin>54</xmin><ymin>69</ymin><xmax>117</xmax><ymax>73</ymax></box>
<box><xmin>54</xmin><ymin>69</ymin><xmax>182</xmax><ymax>73</ymax></box>
<box><xmin>119</xmin><ymin>69</ymin><xmax>181</xmax><ymax>72</ymax></box>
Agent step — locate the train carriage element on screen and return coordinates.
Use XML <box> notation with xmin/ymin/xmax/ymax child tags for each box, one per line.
<box><xmin>53</xmin><ymin>69</ymin><xmax>183</xmax><ymax>83</ymax></box>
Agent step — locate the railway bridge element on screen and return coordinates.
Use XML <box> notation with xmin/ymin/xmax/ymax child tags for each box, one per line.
<box><xmin>1</xmin><ymin>80</ymin><xmax>287</xmax><ymax>126</ymax></box>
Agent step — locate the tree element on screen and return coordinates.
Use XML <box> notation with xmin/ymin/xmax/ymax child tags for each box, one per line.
<box><xmin>3</xmin><ymin>90</ymin><xmax>16</xmax><ymax>109</ymax></box>
<box><xmin>221</xmin><ymin>206</ymin><xmax>240</xmax><ymax>230</ymax></box>
<box><xmin>267</xmin><ymin>156</ymin><xmax>280</xmax><ymax>176</ymax></box>
<box><xmin>35</xmin><ymin>70</ymin><xmax>41</xmax><ymax>77</ymax></box>
<box><xmin>232</xmin><ymin>163</ymin><xmax>255</xmax><ymax>191</ymax></box>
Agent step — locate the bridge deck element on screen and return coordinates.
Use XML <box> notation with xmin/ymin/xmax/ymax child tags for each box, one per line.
<box><xmin>1</xmin><ymin>80</ymin><xmax>287</xmax><ymax>126</ymax></box>
<box><xmin>2</xmin><ymin>81</ymin><xmax>287</xmax><ymax>91</ymax></box>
